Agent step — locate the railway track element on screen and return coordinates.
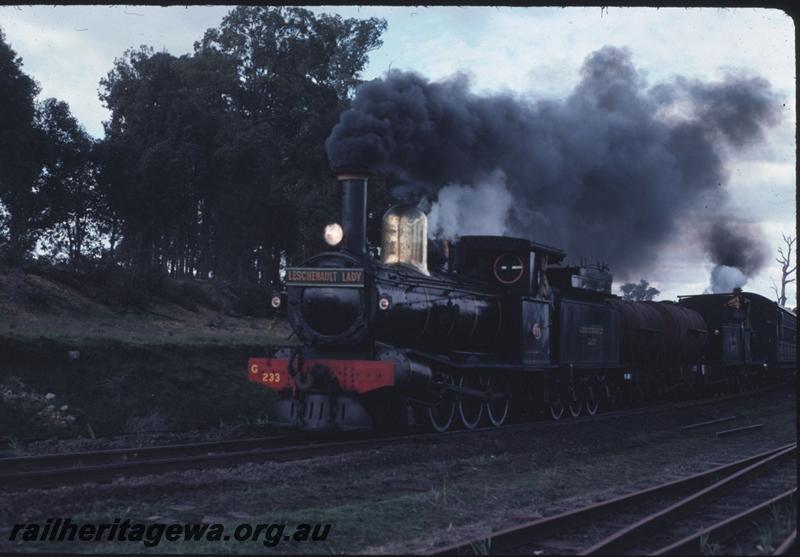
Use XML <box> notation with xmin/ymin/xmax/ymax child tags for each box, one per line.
<box><xmin>0</xmin><ymin>432</ymin><xmax>388</xmax><ymax>491</ymax></box>
<box><xmin>0</xmin><ymin>433</ymin><xmax>302</xmax><ymax>474</ymax></box>
<box><xmin>0</xmin><ymin>381</ymin><xmax>790</xmax><ymax>492</ymax></box>
<box><xmin>774</xmin><ymin>529</ymin><xmax>797</xmax><ymax>555</ymax></box>
<box><xmin>430</xmin><ymin>443</ymin><xmax>797</xmax><ymax>555</ymax></box>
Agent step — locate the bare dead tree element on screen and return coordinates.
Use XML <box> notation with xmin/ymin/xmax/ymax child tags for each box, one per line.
<box><xmin>770</xmin><ymin>234</ymin><xmax>796</xmax><ymax>306</ymax></box>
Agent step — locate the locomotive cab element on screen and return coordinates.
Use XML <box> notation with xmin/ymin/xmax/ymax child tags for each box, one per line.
<box><xmin>451</xmin><ymin>235</ymin><xmax>564</xmax><ymax>297</ymax></box>
<box><xmin>448</xmin><ymin>235</ymin><xmax>566</xmax><ymax>365</ymax></box>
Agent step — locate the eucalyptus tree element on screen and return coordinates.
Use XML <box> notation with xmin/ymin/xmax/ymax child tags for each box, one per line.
<box><xmin>0</xmin><ymin>28</ymin><xmax>46</xmax><ymax>262</ymax></box>
<box><xmin>95</xmin><ymin>7</ymin><xmax>386</xmax><ymax>283</ymax></box>
<box><xmin>36</xmin><ymin>98</ymin><xmax>100</xmax><ymax>264</ymax></box>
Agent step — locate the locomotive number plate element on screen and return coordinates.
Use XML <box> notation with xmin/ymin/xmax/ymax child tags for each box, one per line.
<box><xmin>261</xmin><ymin>371</ymin><xmax>282</xmax><ymax>384</ymax></box>
<box><xmin>248</xmin><ymin>358</ymin><xmax>291</xmax><ymax>389</ymax></box>
<box><xmin>285</xmin><ymin>267</ymin><xmax>364</xmax><ymax>287</ymax></box>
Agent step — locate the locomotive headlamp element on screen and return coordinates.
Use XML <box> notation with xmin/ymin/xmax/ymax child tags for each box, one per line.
<box><xmin>271</xmin><ymin>295</ymin><xmax>282</xmax><ymax>309</ymax></box>
<box><xmin>324</xmin><ymin>223</ymin><xmax>344</xmax><ymax>246</ymax></box>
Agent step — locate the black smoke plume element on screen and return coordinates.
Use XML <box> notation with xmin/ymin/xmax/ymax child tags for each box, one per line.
<box><xmin>705</xmin><ymin>219</ymin><xmax>768</xmax><ymax>276</ymax></box>
<box><xmin>326</xmin><ymin>46</ymin><xmax>780</xmax><ymax>274</ymax></box>
<box><xmin>704</xmin><ymin>219</ymin><xmax>769</xmax><ymax>293</ymax></box>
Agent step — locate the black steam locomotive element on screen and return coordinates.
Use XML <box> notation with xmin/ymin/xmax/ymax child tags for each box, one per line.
<box><xmin>248</xmin><ymin>172</ymin><xmax>797</xmax><ymax>431</ymax></box>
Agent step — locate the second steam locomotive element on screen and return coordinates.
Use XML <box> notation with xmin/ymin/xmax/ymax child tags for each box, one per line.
<box><xmin>248</xmin><ymin>171</ymin><xmax>796</xmax><ymax>431</ymax></box>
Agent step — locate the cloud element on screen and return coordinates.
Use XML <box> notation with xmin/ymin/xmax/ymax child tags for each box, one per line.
<box><xmin>0</xmin><ymin>5</ymin><xmax>230</xmax><ymax>137</ymax></box>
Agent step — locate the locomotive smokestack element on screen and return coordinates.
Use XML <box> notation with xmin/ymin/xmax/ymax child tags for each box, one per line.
<box><xmin>335</xmin><ymin>169</ymin><xmax>369</xmax><ymax>254</ymax></box>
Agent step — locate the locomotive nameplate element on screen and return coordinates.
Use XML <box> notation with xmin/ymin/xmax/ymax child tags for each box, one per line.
<box><xmin>285</xmin><ymin>267</ymin><xmax>364</xmax><ymax>287</ymax></box>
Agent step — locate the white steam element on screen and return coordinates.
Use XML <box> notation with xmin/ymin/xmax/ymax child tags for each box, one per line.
<box><xmin>427</xmin><ymin>170</ymin><xmax>514</xmax><ymax>239</ymax></box>
<box><xmin>707</xmin><ymin>265</ymin><xmax>747</xmax><ymax>294</ymax></box>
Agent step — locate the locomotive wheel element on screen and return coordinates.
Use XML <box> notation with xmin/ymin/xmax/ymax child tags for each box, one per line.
<box><xmin>485</xmin><ymin>375</ymin><xmax>511</xmax><ymax>427</ymax></box>
<box><xmin>428</xmin><ymin>374</ymin><xmax>455</xmax><ymax>433</ymax></box>
<box><xmin>568</xmin><ymin>385</ymin><xmax>582</xmax><ymax>418</ymax></box>
<box><xmin>458</xmin><ymin>374</ymin><xmax>484</xmax><ymax>430</ymax></box>
<box><xmin>585</xmin><ymin>386</ymin><xmax>599</xmax><ymax>416</ymax></box>
<box><xmin>549</xmin><ymin>399</ymin><xmax>565</xmax><ymax>420</ymax></box>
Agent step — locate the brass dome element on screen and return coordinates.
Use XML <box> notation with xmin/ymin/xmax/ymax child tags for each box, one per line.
<box><xmin>381</xmin><ymin>204</ymin><xmax>430</xmax><ymax>276</ymax></box>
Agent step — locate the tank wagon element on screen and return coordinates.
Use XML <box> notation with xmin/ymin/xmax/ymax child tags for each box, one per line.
<box><xmin>247</xmin><ymin>171</ymin><xmax>796</xmax><ymax>431</ymax></box>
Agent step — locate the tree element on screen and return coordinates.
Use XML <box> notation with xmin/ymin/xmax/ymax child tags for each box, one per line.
<box><xmin>98</xmin><ymin>46</ymin><xmax>239</xmax><ymax>274</ymax></box>
<box><xmin>93</xmin><ymin>7</ymin><xmax>387</xmax><ymax>284</ymax></box>
<box><xmin>0</xmin><ymin>28</ymin><xmax>47</xmax><ymax>262</ymax></box>
<box><xmin>197</xmin><ymin>7</ymin><xmax>386</xmax><ymax>116</ymax></box>
<box><xmin>197</xmin><ymin>6</ymin><xmax>387</xmax><ymax>278</ymax></box>
<box><xmin>770</xmin><ymin>234</ymin><xmax>796</xmax><ymax>307</ymax></box>
<box><xmin>620</xmin><ymin>279</ymin><xmax>660</xmax><ymax>301</ymax></box>
<box><xmin>36</xmin><ymin>98</ymin><xmax>102</xmax><ymax>264</ymax></box>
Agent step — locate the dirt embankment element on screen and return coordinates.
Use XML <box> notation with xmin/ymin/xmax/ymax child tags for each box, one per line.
<box><xmin>0</xmin><ymin>265</ymin><xmax>292</xmax><ymax>442</ymax></box>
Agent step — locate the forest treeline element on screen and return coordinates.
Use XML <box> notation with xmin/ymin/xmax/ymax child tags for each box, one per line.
<box><xmin>0</xmin><ymin>6</ymin><xmax>389</xmax><ymax>286</ymax></box>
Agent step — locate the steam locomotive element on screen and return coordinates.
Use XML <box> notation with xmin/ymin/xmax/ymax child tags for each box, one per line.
<box><xmin>247</xmin><ymin>171</ymin><xmax>797</xmax><ymax>431</ymax></box>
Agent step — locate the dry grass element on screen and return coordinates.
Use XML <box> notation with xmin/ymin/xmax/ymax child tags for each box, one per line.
<box><xmin>0</xmin><ymin>267</ymin><xmax>292</xmax><ymax>347</ymax></box>
<box><xmin>0</xmin><ymin>266</ymin><xmax>292</xmax><ymax>439</ymax></box>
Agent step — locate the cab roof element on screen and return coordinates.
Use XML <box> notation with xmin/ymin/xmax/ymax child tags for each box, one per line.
<box><xmin>457</xmin><ymin>235</ymin><xmax>566</xmax><ymax>262</ymax></box>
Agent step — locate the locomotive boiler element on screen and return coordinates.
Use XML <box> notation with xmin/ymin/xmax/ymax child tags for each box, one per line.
<box><xmin>247</xmin><ymin>171</ymin><xmax>796</xmax><ymax>431</ymax></box>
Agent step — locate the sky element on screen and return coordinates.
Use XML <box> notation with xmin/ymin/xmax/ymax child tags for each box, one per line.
<box><xmin>0</xmin><ymin>5</ymin><xmax>795</xmax><ymax>303</ymax></box>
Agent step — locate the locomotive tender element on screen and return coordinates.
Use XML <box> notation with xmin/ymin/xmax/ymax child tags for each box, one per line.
<box><xmin>248</xmin><ymin>171</ymin><xmax>797</xmax><ymax>431</ymax></box>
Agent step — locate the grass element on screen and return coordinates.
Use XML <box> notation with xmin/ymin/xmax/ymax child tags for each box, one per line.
<box><xmin>694</xmin><ymin>486</ymin><xmax>796</xmax><ymax>555</ymax></box>
<box><xmin>0</xmin><ymin>313</ymin><xmax>292</xmax><ymax>348</ymax></box>
<box><xmin>0</xmin><ymin>336</ymin><xmax>281</xmax><ymax>439</ymax></box>
<box><xmin>0</xmin><ymin>264</ymin><xmax>295</xmax><ymax>348</ymax></box>
<box><xmin>468</xmin><ymin>537</ymin><xmax>492</xmax><ymax>555</ymax></box>
<box><xmin>2</xmin><ymin>396</ymin><xmax>795</xmax><ymax>555</ymax></box>
<box><xmin>2</xmin><ymin>436</ymin><xmax>23</xmax><ymax>455</ymax></box>
<box><xmin>753</xmin><ymin>499</ymin><xmax>796</xmax><ymax>554</ymax></box>
<box><xmin>700</xmin><ymin>532</ymin><xmax>725</xmax><ymax>555</ymax></box>
<box><xmin>0</xmin><ymin>265</ymin><xmax>297</xmax><ymax>440</ymax></box>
